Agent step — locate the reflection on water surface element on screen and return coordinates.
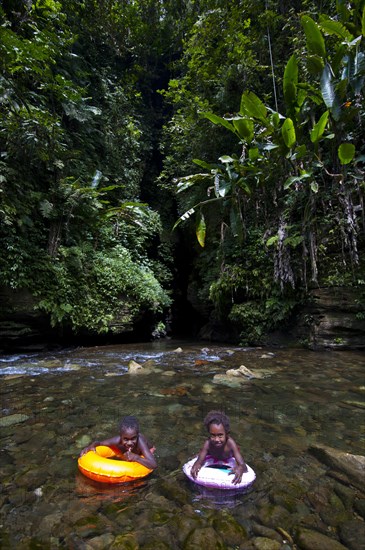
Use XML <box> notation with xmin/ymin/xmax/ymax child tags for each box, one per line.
<box><xmin>1</xmin><ymin>340</ymin><xmax>364</xmax><ymax>548</ymax></box>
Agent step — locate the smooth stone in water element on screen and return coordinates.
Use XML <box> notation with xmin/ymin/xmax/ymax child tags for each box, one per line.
<box><xmin>252</xmin><ymin>537</ymin><xmax>282</xmax><ymax>550</ymax></box>
<box><xmin>354</xmin><ymin>499</ymin><xmax>365</xmax><ymax>519</ymax></box>
<box><xmin>212</xmin><ymin>510</ymin><xmax>248</xmax><ymax>546</ymax></box>
<box><xmin>183</xmin><ymin>526</ymin><xmax>225</xmax><ymax>550</ymax></box>
<box><xmin>309</xmin><ymin>444</ymin><xmax>365</xmax><ymax>491</ymax></box>
<box><xmin>0</xmin><ymin>413</ymin><xmax>29</xmax><ymax>427</ymax></box>
<box><xmin>339</xmin><ymin>519</ymin><xmax>365</xmax><ymax>550</ymax></box>
<box><xmin>128</xmin><ymin>360</ymin><xmax>143</xmax><ymax>373</ymax></box>
<box><xmin>295</xmin><ymin>527</ymin><xmax>348</xmax><ymax>550</ymax></box>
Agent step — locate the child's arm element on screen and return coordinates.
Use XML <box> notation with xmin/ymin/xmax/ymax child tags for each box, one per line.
<box><xmin>123</xmin><ymin>434</ymin><xmax>157</xmax><ymax>469</ymax></box>
<box><xmin>228</xmin><ymin>437</ymin><xmax>248</xmax><ymax>484</ymax></box>
<box><xmin>79</xmin><ymin>435</ymin><xmax>119</xmax><ymax>456</ymax></box>
<box><xmin>190</xmin><ymin>440</ymin><xmax>210</xmax><ymax>479</ymax></box>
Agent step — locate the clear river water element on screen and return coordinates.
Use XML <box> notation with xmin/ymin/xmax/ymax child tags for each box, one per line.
<box><xmin>0</xmin><ymin>340</ymin><xmax>364</xmax><ymax>549</ymax></box>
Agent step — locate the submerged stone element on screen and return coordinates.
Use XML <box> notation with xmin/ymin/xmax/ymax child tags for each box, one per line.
<box><xmin>0</xmin><ymin>413</ymin><xmax>29</xmax><ymax>427</ymax></box>
<box><xmin>212</xmin><ymin>510</ymin><xmax>248</xmax><ymax>545</ymax></box>
<box><xmin>309</xmin><ymin>444</ymin><xmax>365</xmax><ymax>491</ymax></box>
<box><xmin>183</xmin><ymin>526</ymin><xmax>225</xmax><ymax>549</ymax></box>
<box><xmin>339</xmin><ymin>519</ymin><xmax>365</xmax><ymax>550</ymax></box>
<box><xmin>252</xmin><ymin>537</ymin><xmax>282</xmax><ymax>549</ymax></box>
<box><xmin>110</xmin><ymin>533</ymin><xmax>139</xmax><ymax>549</ymax></box>
<box><xmin>295</xmin><ymin>527</ymin><xmax>347</xmax><ymax>550</ymax></box>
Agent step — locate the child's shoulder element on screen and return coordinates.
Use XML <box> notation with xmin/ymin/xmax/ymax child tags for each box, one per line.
<box><xmin>227</xmin><ymin>435</ymin><xmax>238</xmax><ymax>447</ymax></box>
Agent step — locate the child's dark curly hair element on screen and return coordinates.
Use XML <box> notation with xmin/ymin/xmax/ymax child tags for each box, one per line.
<box><xmin>204</xmin><ymin>410</ymin><xmax>230</xmax><ymax>433</ymax></box>
<box><xmin>119</xmin><ymin>415</ymin><xmax>139</xmax><ymax>432</ymax></box>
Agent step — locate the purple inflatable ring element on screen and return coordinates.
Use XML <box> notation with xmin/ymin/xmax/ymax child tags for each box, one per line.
<box><xmin>183</xmin><ymin>456</ymin><xmax>256</xmax><ymax>491</ymax></box>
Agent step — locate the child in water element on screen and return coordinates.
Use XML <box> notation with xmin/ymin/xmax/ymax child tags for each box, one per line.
<box><xmin>191</xmin><ymin>410</ymin><xmax>247</xmax><ymax>484</ymax></box>
<box><xmin>79</xmin><ymin>415</ymin><xmax>157</xmax><ymax>470</ymax></box>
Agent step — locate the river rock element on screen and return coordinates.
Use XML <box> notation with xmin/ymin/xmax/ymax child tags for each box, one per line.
<box><xmin>257</xmin><ymin>504</ymin><xmax>293</xmax><ymax>531</ymax></box>
<box><xmin>110</xmin><ymin>533</ymin><xmax>139</xmax><ymax>549</ymax></box>
<box><xmin>0</xmin><ymin>413</ymin><xmax>29</xmax><ymax>427</ymax></box>
<box><xmin>85</xmin><ymin>533</ymin><xmax>115</xmax><ymax>549</ymax></box>
<box><xmin>212</xmin><ymin>510</ymin><xmax>248</xmax><ymax>545</ymax></box>
<box><xmin>295</xmin><ymin>527</ymin><xmax>347</xmax><ymax>550</ymax></box>
<box><xmin>252</xmin><ymin>537</ymin><xmax>282</xmax><ymax>550</ymax></box>
<box><xmin>128</xmin><ymin>359</ymin><xmax>143</xmax><ymax>373</ymax></box>
<box><xmin>212</xmin><ymin>373</ymin><xmax>245</xmax><ymax>388</ymax></box>
<box><xmin>354</xmin><ymin>499</ymin><xmax>365</xmax><ymax>519</ymax></box>
<box><xmin>309</xmin><ymin>444</ymin><xmax>365</xmax><ymax>491</ymax></box>
<box><xmin>167</xmin><ymin>507</ymin><xmax>205</xmax><ymax>545</ymax></box>
<box><xmin>339</xmin><ymin>519</ymin><xmax>365</xmax><ymax>550</ymax></box>
<box><xmin>251</xmin><ymin>522</ymin><xmax>283</xmax><ymax>542</ymax></box>
<box><xmin>183</xmin><ymin>526</ymin><xmax>225</xmax><ymax>549</ymax></box>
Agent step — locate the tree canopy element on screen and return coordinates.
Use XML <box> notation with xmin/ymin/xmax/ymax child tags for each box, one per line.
<box><xmin>0</xmin><ymin>0</ymin><xmax>364</xmax><ymax>343</ymax></box>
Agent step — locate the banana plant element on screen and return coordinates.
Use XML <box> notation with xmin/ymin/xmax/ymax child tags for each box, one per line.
<box><xmin>174</xmin><ymin>3</ymin><xmax>364</xmax><ymax>247</ymax></box>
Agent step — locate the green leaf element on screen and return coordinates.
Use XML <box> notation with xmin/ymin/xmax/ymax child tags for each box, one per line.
<box><xmin>233</xmin><ymin>118</ymin><xmax>254</xmax><ymax>142</ymax></box>
<box><xmin>248</xmin><ymin>147</ymin><xmax>259</xmax><ymax>161</ymax></box>
<box><xmin>302</xmin><ymin>15</ymin><xmax>326</xmax><ymax>59</ymax></box>
<box><xmin>175</xmin><ymin>173</ymin><xmax>211</xmax><ymax>193</ymax></box>
<box><xmin>306</xmin><ymin>55</ymin><xmax>325</xmax><ymax>75</ymax></box>
<box><xmin>266</xmin><ymin>235</ymin><xmax>279</xmax><ymax>247</ymax></box>
<box><xmin>219</xmin><ymin>155</ymin><xmax>234</xmax><ymax>163</ymax></box>
<box><xmin>310</xmin><ymin>181</ymin><xmax>319</xmax><ymax>193</ymax></box>
<box><xmin>193</xmin><ymin>159</ymin><xmax>214</xmax><ymax>170</ymax></box>
<box><xmin>310</xmin><ymin>110</ymin><xmax>329</xmax><ymax>143</ymax></box>
<box><xmin>338</xmin><ymin>143</ymin><xmax>355</xmax><ymax>164</ymax></box>
<box><xmin>362</xmin><ymin>5</ymin><xmax>365</xmax><ymax>37</ymax></box>
<box><xmin>200</xmin><ymin>112</ymin><xmax>236</xmax><ymax>133</ymax></box>
<box><xmin>320</xmin><ymin>64</ymin><xmax>341</xmax><ymax>120</ymax></box>
<box><xmin>239</xmin><ymin>91</ymin><xmax>267</xmax><ymax>122</ymax></box>
<box><xmin>291</xmin><ymin>144</ymin><xmax>307</xmax><ymax>160</ymax></box>
<box><xmin>318</xmin><ymin>17</ymin><xmax>353</xmax><ymax>41</ymax></box>
<box><xmin>196</xmin><ymin>213</ymin><xmax>206</xmax><ymax>247</ymax></box>
<box><xmin>283</xmin><ymin>55</ymin><xmax>298</xmax><ymax>106</ymax></box>
<box><xmin>281</xmin><ymin>118</ymin><xmax>296</xmax><ymax>148</ymax></box>
<box><xmin>172</xmin><ymin>207</ymin><xmax>195</xmax><ymax>230</ymax></box>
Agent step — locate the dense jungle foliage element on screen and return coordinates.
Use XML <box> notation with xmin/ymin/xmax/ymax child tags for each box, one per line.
<box><xmin>0</xmin><ymin>0</ymin><xmax>364</xmax><ymax>344</ymax></box>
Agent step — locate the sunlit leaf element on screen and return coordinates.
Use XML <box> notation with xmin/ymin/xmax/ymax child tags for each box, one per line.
<box><xmin>310</xmin><ymin>110</ymin><xmax>329</xmax><ymax>143</ymax></box>
<box><xmin>200</xmin><ymin>112</ymin><xmax>236</xmax><ymax>133</ymax></box>
<box><xmin>239</xmin><ymin>91</ymin><xmax>267</xmax><ymax>122</ymax></box>
<box><xmin>338</xmin><ymin>143</ymin><xmax>355</xmax><ymax>164</ymax></box>
<box><xmin>196</xmin><ymin>213</ymin><xmax>206</xmax><ymax>247</ymax></box>
<box><xmin>283</xmin><ymin>55</ymin><xmax>298</xmax><ymax>106</ymax></box>
<box><xmin>266</xmin><ymin>235</ymin><xmax>278</xmax><ymax>247</ymax></box>
<box><xmin>281</xmin><ymin>118</ymin><xmax>296</xmax><ymax>148</ymax></box>
<box><xmin>318</xmin><ymin>17</ymin><xmax>353</xmax><ymax>41</ymax></box>
<box><xmin>310</xmin><ymin>181</ymin><xmax>319</xmax><ymax>193</ymax></box>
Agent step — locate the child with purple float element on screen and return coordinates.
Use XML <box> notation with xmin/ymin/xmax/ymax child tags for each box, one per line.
<box><xmin>190</xmin><ymin>410</ymin><xmax>247</xmax><ymax>485</ymax></box>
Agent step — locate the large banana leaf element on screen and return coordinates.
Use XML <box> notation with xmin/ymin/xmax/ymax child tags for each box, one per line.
<box><xmin>239</xmin><ymin>91</ymin><xmax>267</xmax><ymax>122</ymax></box>
<box><xmin>302</xmin><ymin>15</ymin><xmax>326</xmax><ymax>59</ymax></box>
<box><xmin>283</xmin><ymin>54</ymin><xmax>298</xmax><ymax>106</ymax></box>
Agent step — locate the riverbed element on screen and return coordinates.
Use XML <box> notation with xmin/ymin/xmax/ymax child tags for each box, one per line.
<box><xmin>0</xmin><ymin>340</ymin><xmax>364</xmax><ymax>549</ymax></box>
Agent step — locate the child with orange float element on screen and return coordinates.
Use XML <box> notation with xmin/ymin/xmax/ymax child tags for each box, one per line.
<box><xmin>80</xmin><ymin>415</ymin><xmax>157</xmax><ymax>470</ymax></box>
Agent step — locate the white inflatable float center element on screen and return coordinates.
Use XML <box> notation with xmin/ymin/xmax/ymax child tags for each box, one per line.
<box><xmin>183</xmin><ymin>456</ymin><xmax>256</xmax><ymax>491</ymax></box>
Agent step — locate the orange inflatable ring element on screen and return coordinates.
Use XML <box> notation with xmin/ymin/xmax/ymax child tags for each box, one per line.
<box><xmin>78</xmin><ymin>445</ymin><xmax>153</xmax><ymax>484</ymax></box>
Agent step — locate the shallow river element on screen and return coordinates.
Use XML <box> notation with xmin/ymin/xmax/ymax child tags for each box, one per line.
<box><xmin>0</xmin><ymin>340</ymin><xmax>364</xmax><ymax>549</ymax></box>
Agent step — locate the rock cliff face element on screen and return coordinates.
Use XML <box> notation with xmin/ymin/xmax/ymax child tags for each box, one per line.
<box><xmin>293</xmin><ymin>287</ymin><xmax>365</xmax><ymax>350</ymax></box>
<box><xmin>1</xmin><ymin>285</ymin><xmax>364</xmax><ymax>352</ymax></box>
<box><xmin>0</xmin><ymin>287</ymin><xmax>58</xmax><ymax>352</ymax></box>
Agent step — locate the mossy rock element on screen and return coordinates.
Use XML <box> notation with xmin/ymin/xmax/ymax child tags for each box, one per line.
<box><xmin>212</xmin><ymin>510</ymin><xmax>248</xmax><ymax>546</ymax></box>
<box><xmin>183</xmin><ymin>526</ymin><xmax>225</xmax><ymax>549</ymax></box>
<box><xmin>110</xmin><ymin>532</ymin><xmax>139</xmax><ymax>549</ymax></box>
